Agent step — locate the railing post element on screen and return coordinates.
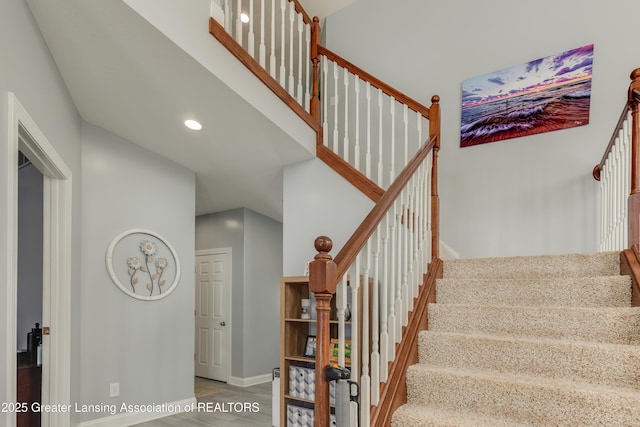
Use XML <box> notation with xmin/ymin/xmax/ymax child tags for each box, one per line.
<box><xmin>429</xmin><ymin>95</ymin><xmax>440</xmax><ymax>260</ymax></box>
<box><xmin>628</xmin><ymin>69</ymin><xmax>640</xmax><ymax>248</ymax></box>
<box><xmin>309</xmin><ymin>236</ymin><xmax>336</xmax><ymax>427</ymax></box>
<box><xmin>310</xmin><ymin>17</ymin><xmax>321</xmax><ymax>120</ymax></box>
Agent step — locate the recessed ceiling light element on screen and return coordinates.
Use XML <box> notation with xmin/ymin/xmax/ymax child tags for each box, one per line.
<box><xmin>240</xmin><ymin>13</ymin><xmax>250</xmax><ymax>23</ymax></box>
<box><xmin>184</xmin><ymin>119</ymin><xmax>202</xmax><ymax>131</ymax></box>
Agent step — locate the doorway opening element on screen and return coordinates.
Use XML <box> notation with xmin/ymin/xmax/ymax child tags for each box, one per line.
<box><xmin>3</xmin><ymin>93</ymin><xmax>72</xmax><ymax>427</ymax></box>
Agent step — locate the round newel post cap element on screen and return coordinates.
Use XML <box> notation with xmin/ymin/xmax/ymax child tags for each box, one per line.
<box><xmin>313</xmin><ymin>16</ymin><xmax>320</xmax><ymax>24</ymax></box>
<box><xmin>309</xmin><ymin>236</ymin><xmax>337</xmax><ymax>295</ymax></box>
<box><xmin>431</xmin><ymin>95</ymin><xmax>440</xmax><ymax>104</ymax></box>
<box><xmin>630</xmin><ymin>68</ymin><xmax>640</xmax><ymax>82</ymax></box>
<box><xmin>314</xmin><ymin>236</ymin><xmax>333</xmax><ymax>257</ymax></box>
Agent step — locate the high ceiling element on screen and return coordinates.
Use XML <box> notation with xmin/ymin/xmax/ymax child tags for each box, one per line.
<box><xmin>25</xmin><ymin>0</ymin><xmax>356</xmax><ymax>221</ymax></box>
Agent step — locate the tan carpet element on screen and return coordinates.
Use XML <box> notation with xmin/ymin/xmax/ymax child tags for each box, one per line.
<box><xmin>392</xmin><ymin>251</ymin><xmax>640</xmax><ymax>426</ymax></box>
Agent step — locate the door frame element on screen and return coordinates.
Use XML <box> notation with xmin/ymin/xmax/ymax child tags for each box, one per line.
<box><xmin>3</xmin><ymin>93</ymin><xmax>72</xmax><ymax>427</ymax></box>
<box><xmin>195</xmin><ymin>248</ymin><xmax>232</xmax><ymax>382</ymax></box>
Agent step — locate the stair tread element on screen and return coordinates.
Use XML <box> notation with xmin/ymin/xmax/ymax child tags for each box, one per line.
<box><xmin>407</xmin><ymin>365</ymin><xmax>640</xmax><ymax>396</ymax></box>
<box><xmin>428</xmin><ymin>303</ymin><xmax>640</xmax><ymax>344</ymax></box>
<box><xmin>436</xmin><ymin>275</ymin><xmax>631</xmax><ymax>307</ymax></box>
<box><xmin>443</xmin><ymin>251</ymin><xmax>620</xmax><ymax>279</ymax></box>
<box><xmin>405</xmin><ymin>365</ymin><xmax>640</xmax><ymax>425</ymax></box>
<box><xmin>392</xmin><ymin>404</ymin><xmax>527</xmax><ymax>427</ymax></box>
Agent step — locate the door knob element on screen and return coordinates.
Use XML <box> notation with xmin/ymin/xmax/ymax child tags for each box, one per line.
<box><xmin>220</xmin><ymin>321</ymin><xmax>226</xmax><ymax>326</ymax></box>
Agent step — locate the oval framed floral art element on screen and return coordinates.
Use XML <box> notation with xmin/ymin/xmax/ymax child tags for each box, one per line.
<box><xmin>105</xmin><ymin>229</ymin><xmax>181</xmax><ymax>301</ymax></box>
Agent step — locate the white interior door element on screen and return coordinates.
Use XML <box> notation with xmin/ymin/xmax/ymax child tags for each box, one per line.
<box><xmin>195</xmin><ymin>249</ymin><xmax>231</xmax><ymax>381</ymax></box>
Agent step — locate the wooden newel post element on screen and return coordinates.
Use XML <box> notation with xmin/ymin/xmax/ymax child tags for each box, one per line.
<box><xmin>309</xmin><ymin>236</ymin><xmax>336</xmax><ymax>427</ymax></box>
<box><xmin>629</xmin><ymin>69</ymin><xmax>640</xmax><ymax>248</ymax></box>
<box><xmin>310</xmin><ymin>17</ymin><xmax>321</xmax><ymax>121</ymax></box>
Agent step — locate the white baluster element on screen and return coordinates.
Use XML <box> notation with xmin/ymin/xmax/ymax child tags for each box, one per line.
<box><xmin>287</xmin><ymin>4</ymin><xmax>295</xmax><ymax>95</ymax></box>
<box><xmin>416</xmin><ymin>111</ymin><xmax>423</xmax><ymax>149</ymax></box>
<box><xmin>360</xmin><ymin>243</ymin><xmax>370</xmax><ymax>427</ymax></box>
<box><xmin>269</xmin><ymin>0</ymin><xmax>276</xmax><ymax>78</ymax></box>
<box><xmin>304</xmin><ymin>23</ymin><xmax>311</xmax><ymax>111</ymax></box>
<box><xmin>354</xmin><ymin>76</ymin><xmax>361</xmax><ymax>171</ymax></box>
<box><xmin>366</xmin><ymin>83</ymin><xmax>372</xmax><ymax>180</ymax></box>
<box><xmin>350</xmin><ymin>257</ymin><xmax>360</xmax><ymax>383</ymax></box>
<box><xmin>377</xmin><ymin>89</ymin><xmax>384</xmax><ymax>187</ymax></box>
<box><xmin>343</xmin><ymin>68</ymin><xmax>350</xmax><ymax>163</ymax></box>
<box><xmin>296</xmin><ymin>13</ymin><xmax>304</xmax><ymax>105</ymax></box>
<box><xmin>333</xmin><ymin>61</ymin><xmax>340</xmax><ymax>153</ymax></box>
<box><xmin>390</xmin><ymin>98</ymin><xmax>396</xmax><ymax>185</ymax></box>
<box><xmin>380</xmin><ymin>214</ymin><xmax>390</xmax><ymax>381</ymax></box>
<box><xmin>236</xmin><ymin>0</ymin><xmax>243</xmax><ymax>46</ymax></box>
<box><xmin>404</xmin><ymin>105</ymin><xmax>409</xmax><ymax>166</ymax></box>
<box><xmin>394</xmin><ymin>200</ymin><xmax>403</xmax><ymax>342</ymax></box>
<box><xmin>401</xmin><ymin>190</ymin><xmax>409</xmax><ymax>325</ymax></box>
<box><xmin>371</xmin><ymin>229</ymin><xmax>381</xmax><ymax>405</ymax></box>
<box><xmin>337</xmin><ymin>275</ymin><xmax>348</xmax><ymax>368</ymax></box>
<box><xmin>322</xmin><ymin>57</ymin><xmax>329</xmax><ymax>147</ymax></box>
<box><xmin>224</xmin><ymin>0</ymin><xmax>231</xmax><ymax>32</ymax></box>
<box><xmin>247</xmin><ymin>0</ymin><xmax>255</xmax><ymax>57</ymax></box>
<box><xmin>279</xmin><ymin>0</ymin><xmax>286</xmax><ymax>87</ymax></box>
<box><xmin>258</xmin><ymin>0</ymin><xmax>265</xmax><ymax>67</ymax></box>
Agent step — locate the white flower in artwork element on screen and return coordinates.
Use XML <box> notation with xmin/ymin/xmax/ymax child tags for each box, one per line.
<box><xmin>140</xmin><ymin>240</ymin><xmax>157</xmax><ymax>256</ymax></box>
<box><xmin>127</xmin><ymin>257</ymin><xmax>142</xmax><ymax>270</ymax></box>
<box><xmin>155</xmin><ymin>257</ymin><xmax>168</xmax><ymax>269</ymax></box>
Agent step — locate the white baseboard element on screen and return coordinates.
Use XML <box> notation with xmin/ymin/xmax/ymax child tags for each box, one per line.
<box><xmin>76</xmin><ymin>397</ymin><xmax>197</xmax><ymax>427</ymax></box>
<box><xmin>228</xmin><ymin>373</ymin><xmax>272</xmax><ymax>387</ymax></box>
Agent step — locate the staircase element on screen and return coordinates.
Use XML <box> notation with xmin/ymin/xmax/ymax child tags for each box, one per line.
<box><xmin>393</xmin><ymin>251</ymin><xmax>640</xmax><ymax>426</ymax></box>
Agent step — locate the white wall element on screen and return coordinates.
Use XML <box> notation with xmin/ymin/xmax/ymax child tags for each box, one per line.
<box><xmin>283</xmin><ymin>158</ymin><xmax>374</xmax><ymax>275</ymax></box>
<box><xmin>325</xmin><ymin>0</ymin><xmax>640</xmax><ymax>258</ymax></box>
<box><xmin>79</xmin><ymin>123</ymin><xmax>195</xmax><ymax>423</ymax></box>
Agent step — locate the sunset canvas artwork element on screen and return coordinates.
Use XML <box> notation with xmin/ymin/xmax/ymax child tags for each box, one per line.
<box><xmin>460</xmin><ymin>44</ymin><xmax>593</xmax><ymax>147</ymax></box>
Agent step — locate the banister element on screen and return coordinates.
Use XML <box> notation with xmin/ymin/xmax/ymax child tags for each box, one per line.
<box><xmin>593</xmin><ymin>103</ymin><xmax>631</xmax><ymax>181</ymax></box>
<box><xmin>317</xmin><ymin>45</ymin><xmax>432</xmax><ymax>119</ymax></box>
<box><xmin>594</xmin><ymin>68</ymin><xmax>640</xmax><ymax>181</ymax></box>
<box><xmin>334</xmin><ymin>132</ymin><xmax>437</xmax><ymax>280</ymax></box>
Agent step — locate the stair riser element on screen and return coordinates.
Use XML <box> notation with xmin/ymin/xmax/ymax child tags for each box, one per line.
<box><xmin>406</xmin><ymin>367</ymin><xmax>640</xmax><ymax>426</ymax></box>
<box><xmin>436</xmin><ymin>276</ymin><xmax>631</xmax><ymax>308</ymax></box>
<box><xmin>419</xmin><ymin>332</ymin><xmax>640</xmax><ymax>389</ymax></box>
<box><xmin>428</xmin><ymin>304</ymin><xmax>640</xmax><ymax>345</ymax></box>
<box><xmin>443</xmin><ymin>252</ymin><xmax>620</xmax><ymax>280</ymax></box>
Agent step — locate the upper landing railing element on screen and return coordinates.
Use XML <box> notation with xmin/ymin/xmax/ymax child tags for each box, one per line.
<box><xmin>593</xmin><ymin>68</ymin><xmax>640</xmax><ymax>250</ymax></box>
<box><xmin>209</xmin><ymin>0</ymin><xmax>437</xmax><ymax>200</ymax></box>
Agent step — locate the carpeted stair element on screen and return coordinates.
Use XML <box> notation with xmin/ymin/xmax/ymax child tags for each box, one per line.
<box><xmin>392</xmin><ymin>251</ymin><xmax>640</xmax><ymax>426</ymax></box>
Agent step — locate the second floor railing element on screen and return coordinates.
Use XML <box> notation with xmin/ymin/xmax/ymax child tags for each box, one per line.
<box><xmin>593</xmin><ymin>68</ymin><xmax>640</xmax><ymax>250</ymax></box>
<box><xmin>209</xmin><ymin>0</ymin><xmax>435</xmax><ymax>200</ymax></box>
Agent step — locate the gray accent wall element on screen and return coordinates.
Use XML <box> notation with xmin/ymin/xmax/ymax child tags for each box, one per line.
<box><xmin>196</xmin><ymin>208</ymin><xmax>283</xmax><ymax>379</ymax></box>
<box><xmin>325</xmin><ymin>0</ymin><xmax>640</xmax><ymax>258</ymax></box>
<box><xmin>79</xmin><ymin>122</ymin><xmax>195</xmax><ymax>423</ymax></box>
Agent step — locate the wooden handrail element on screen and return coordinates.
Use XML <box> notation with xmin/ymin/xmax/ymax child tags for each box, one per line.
<box><xmin>317</xmin><ymin>45</ymin><xmax>432</xmax><ymax>119</ymax></box>
<box><xmin>334</xmin><ymin>131</ymin><xmax>438</xmax><ymax>280</ymax></box>
<box><xmin>594</xmin><ymin>68</ymin><xmax>640</xmax><ymax>181</ymax></box>
<box><xmin>593</xmin><ymin>103</ymin><xmax>632</xmax><ymax>181</ymax></box>
<box><xmin>316</xmin><ymin>143</ymin><xmax>384</xmax><ymax>202</ymax></box>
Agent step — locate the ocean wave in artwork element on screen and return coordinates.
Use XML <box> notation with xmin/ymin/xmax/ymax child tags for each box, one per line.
<box><xmin>460</xmin><ymin>79</ymin><xmax>591</xmax><ymax>147</ymax></box>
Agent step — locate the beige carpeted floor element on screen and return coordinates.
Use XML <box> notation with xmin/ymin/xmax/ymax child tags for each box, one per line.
<box><xmin>392</xmin><ymin>251</ymin><xmax>640</xmax><ymax>426</ymax></box>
